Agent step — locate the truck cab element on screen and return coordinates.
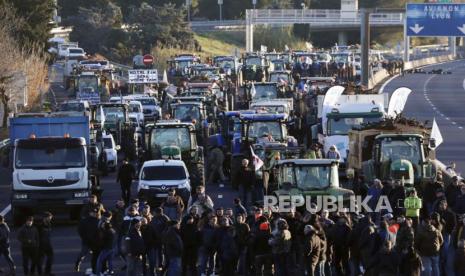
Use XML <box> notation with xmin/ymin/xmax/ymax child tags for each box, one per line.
<box><xmin>8</xmin><ymin>113</ymin><xmax>91</xmax><ymax>224</ymax></box>
<box><xmin>75</xmin><ymin>71</ymin><xmax>101</xmax><ymax>104</ymax></box>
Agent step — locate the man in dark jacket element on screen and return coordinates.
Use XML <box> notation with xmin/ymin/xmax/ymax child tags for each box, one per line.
<box><xmin>96</xmin><ymin>221</ymin><xmax>116</xmax><ymax>275</ymax></box>
<box><xmin>151</xmin><ymin>207</ymin><xmax>169</xmax><ymax>271</ymax></box>
<box><xmin>454</xmin><ymin>184</ymin><xmax>465</xmax><ymax>216</ymax></box>
<box><xmin>303</xmin><ymin>225</ymin><xmax>321</xmax><ymax>276</ymax></box>
<box><xmin>389</xmin><ymin>180</ymin><xmax>406</xmax><ymax>217</ymax></box>
<box><xmin>252</xmin><ymin>220</ymin><xmax>273</xmax><ymax>276</ymax></box>
<box><xmin>75</xmin><ymin>208</ymin><xmax>100</xmax><ymax>273</ymax></box>
<box><xmin>198</xmin><ymin>216</ymin><xmax>219</xmax><ymax>276</ymax></box>
<box><xmin>141</xmin><ymin>217</ymin><xmax>158</xmax><ymax>276</ymax></box>
<box><xmin>366</xmin><ymin>240</ymin><xmax>400</xmax><ymax>276</ymax></box>
<box><xmin>235</xmin><ymin>159</ymin><xmax>255</xmax><ymax>207</ymax></box>
<box><xmin>80</xmin><ymin>194</ymin><xmax>105</xmax><ymax>219</ymax></box>
<box><xmin>217</xmin><ymin>217</ymin><xmax>239</xmax><ymax>276</ymax></box>
<box><xmin>126</xmin><ymin>218</ymin><xmax>145</xmax><ymax>276</ymax></box>
<box><xmin>37</xmin><ymin>212</ymin><xmax>54</xmax><ymax>275</ymax></box>
<box><xmin>328</xmin><ymin>216</ymin><xmax>351</xmax><ymax>276</ymax></box>
<box><xmin>181</xmin><ymin>215</ymin><xmax>200</xmax><ymax>276</ymax></box>
<box><xmin>17</xmin><ymin>216</ymin><xmax>40</xmax><ymax>275</ymax></box>
<box><xmin>446</xmin><ymin>176</ymin><xmax>461</xmax><ymax>210</ymax></box>
<box><xmin>0</xmin><ymin>215</ymin><xmax>15</xmax><ymax>275</ymax></box>
<box><xmin>117</xmin><ymin>159</ymin><xmax>136</xmax><ymax>206</ymax></box>
<box><xmin>415</xmin><ymin>216</ymin><xmax>443</xmax><ymax>276</ymax></box>
<box><xmin>163</xmin><ymin>221</ymin><xmax>184</xmax><ymax>276</ymax></box>
<box><xmin>234</xmin><ymin>214</ymin><xmax>250</xmax><ymax>275</ymax></box>
<box><xmin>437</xmin><ymin>199</ymin><xmax>457</xmax><ymax>276</ymax></box>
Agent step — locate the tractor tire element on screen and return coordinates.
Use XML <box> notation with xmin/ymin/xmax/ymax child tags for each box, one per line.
<box><xmin>189</xmin><ymin>162</ymin><xmax>205</xmax><ymax>191</ymax></box>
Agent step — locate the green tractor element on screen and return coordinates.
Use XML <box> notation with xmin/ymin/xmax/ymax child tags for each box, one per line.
<box><xmin>145</xmin><ymin>120</ymin><xmax>205</xmax><ymax>190</ymax></box>
<box><xmin>348</xmin><ymin>120</ymin><xmax>437</xmax><ymax>191</ymax></box>
<box><xmin>270</xmin><ymin>159</ymin><xmax>354</xmax><ymax>208</ymax></box>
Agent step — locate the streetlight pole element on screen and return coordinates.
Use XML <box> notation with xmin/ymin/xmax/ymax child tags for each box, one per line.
<box><xmin>186</xmin><ymin>0</ymin><xmax>191</xmax><ymax>22</ymax></box>
<box><xmin>252</xmin><ymin>0</ymin><xmax>256</xmax><ymax>10</ymax></box>
<box><xmin>218</xmin><ymin>0</ymin><xmax>223</xmax><ymax>22</ymax></box>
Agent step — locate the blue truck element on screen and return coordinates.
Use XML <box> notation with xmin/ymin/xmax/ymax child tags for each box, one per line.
<box><xmin>5</xmin><ymin>112</ymin><xmax>92</xmax><ymax>224</ymax></box>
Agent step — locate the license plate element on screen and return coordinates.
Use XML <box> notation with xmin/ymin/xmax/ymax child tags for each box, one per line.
<box><xmin>155</xmin><ymin>193</ymin><xmax>168</xmax><ymax>198</ymax></box>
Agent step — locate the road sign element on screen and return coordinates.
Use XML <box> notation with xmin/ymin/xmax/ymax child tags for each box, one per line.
<box><xmin>406</xmin><ymin>3</ymin><xmax>465</xmax><ymax>36</ymax></box>
<box><xmin>143</xmin><ymin>54</ymin><xmax>154</xmax><ymax>65</ymax></box>
<box><xmin>128</xmin><ymin>69</ymin><xmax>158</xmax><ymax>84</ymax></box>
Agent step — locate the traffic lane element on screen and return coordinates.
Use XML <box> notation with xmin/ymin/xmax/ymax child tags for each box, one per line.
<box><xmin>383</xmin><ymin>59</ymin><xmax>465</xmax><ymax>171</ymax></box>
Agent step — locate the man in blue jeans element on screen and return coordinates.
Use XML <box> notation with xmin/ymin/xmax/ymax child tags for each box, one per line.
<box><xmin>162</xmin><ymin>221</ymin><xmax>183</xmax><ymax>276</ymax></box>
<box><xmin>415</xmin><ymin>216</ymin><xmax>443</xmax><ymax>276</ymax></box>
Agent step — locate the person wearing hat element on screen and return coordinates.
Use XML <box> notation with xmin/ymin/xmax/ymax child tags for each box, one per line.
<box><xmin>326</xmin><ymin>145</ymin><xmax>341</xmax><ymax>160</ymax></box>
<box><xmin>75</xmin><ymin>208</ymin><xmax>100</xmax><ymax>273</ymax></box>
<box><xmin>269</xmin><ymin>219</ymin><xmax>292</xmax><ymax>276</ymax></box>
<box><xmin>126</xmin><ymin>218</ymin><xmax>145</xmax><ymax>276</ymax></box>
<box><xmin>404</xmin><ymin>189</ymin><xmax>422</xmax><ymax>229</ymax></box>
<box><xmin>37</xmin><ymin>212</ymin><xmax>54</xmax><ymax>275</ymax></box>
<box><xmin>303</xmin><ymin>224</ymin><xmax>321</xmax><ymax>276</ymax></box>
<box><xmin>17</xmin><ymin>216</ymin><xmax>40</xmax><ymax>276</ymax></box>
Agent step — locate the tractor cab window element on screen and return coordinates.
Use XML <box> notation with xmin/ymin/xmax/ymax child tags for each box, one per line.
<box><xmin>78</xmin><ymin>76</ymin><xmax>98</xmax><ymax>93</ymax></box>
<box><xmin>248</xmin><ymin>121</ymin><xmax>283</xmax><ymax>141</ymax></box>
<box><xmin>151</xmin><ymin>127</ymin><xmax>191</xmax><ymax>152</ymax></box>
<box><xmin>97</xmin><ymin>106</ymin><xmax>125</xmax><ymax>122</ymax></box>
<box><xmin>174</xmin><ymin>105</ymin><xmax>200</xmax><ymax>123</ymax></box>
<box><xmin>295</xmin><ymin>165</ymin><xmax>331</xmax><ymax>190</ymax></box>
<box><xmin>380</xmin><ymin>137</ymin><xmax>421</xmax><ymax>165</ymax></box>
<box><xmin>245</xmin><ymin>57</ymin><xmax>261</xmax><ymax>66</ymax></box>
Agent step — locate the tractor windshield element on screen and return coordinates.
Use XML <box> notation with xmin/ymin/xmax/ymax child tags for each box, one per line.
<box><xmin>78</xmin><ymin>75</ymin><xmax>98</xmax><ymax>93</ymax></box>
<box><xmin>151</xmin><ymin>127</ymin><xmax>191</xmax><ymax>152</ymax></box>
<box><xmin>269</xmin><ymin>73</ymin><xmax>289</xmax><ymax>83</ymax></box>
<box><xmin>280</xmin><ymin>164</ymin><xmax>337</xmax><ymax>190</ymax></box>
<box><xmin>380</xmin><ymin>137</ymin><xmax>422</xmax><ymax>165</ymax></box>
<box><xmin>248</xmin><ymin>121</ymin><xmax>283</xmax><ymax>141</ymax></box>
<box><xmin>333</xmin><ymin>54</ymin><xmax>349</xmax><ymax>64</ymax></box>
<box><xmin>246</xmin><ymin>57</ymin><xmax>261</xmax><ymax>66</ymax></box>
<box><xmin>252</xmin><ymin>85</ymin><xmax>277</xmax><ymax>100</ymax></box>
<box><xmin>173</xmin><ymin>105</ymin><xmax>200</xmax><ymax>123</ymax></box>
<box><xmin>216</xmin><ymin>59</ymin><xmax>235</xmax><ymax>69</ymax></box>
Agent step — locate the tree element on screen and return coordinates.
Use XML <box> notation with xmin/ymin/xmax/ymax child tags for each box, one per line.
<box><xmin>127</xmin><ymin>3</ymin><xmax>196</xmax><ymax>52</ymax></box>
<box><xmin>1</xmin><ymin>0</ymin><xmax>55</xmax><ymax>51</ymax></box>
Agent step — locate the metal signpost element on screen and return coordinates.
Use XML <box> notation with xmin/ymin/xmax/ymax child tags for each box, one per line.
<box><xmin>405</xmin><ymin>3</ymin><xmax>465</xmax><ymax>61</ymax></box>
<box><xmin>218</xmin><ymin>0</ymin><xmax>223</xmax><ymax>22</ymax></box>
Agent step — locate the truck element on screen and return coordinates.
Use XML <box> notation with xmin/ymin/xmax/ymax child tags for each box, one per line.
<box><xmin>6</xmin><ymin>113</ymin><xmax>92</xmax><ymax>224</ymax></box>
<box><xmin>310</xmin><ymin>87</ymin><xmax>411</xmax><ymax>169</ymax></box>
<box><xmin>347</xmin><ymin>117</ymin><xmax>436</xmax><ymax>188</ymax></box>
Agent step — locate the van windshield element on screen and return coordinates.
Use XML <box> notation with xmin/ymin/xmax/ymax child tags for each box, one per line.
<box><xmin>141</xmin><ymin>166</ymin><xmax>186</xmax><ymax>180</ymax></box>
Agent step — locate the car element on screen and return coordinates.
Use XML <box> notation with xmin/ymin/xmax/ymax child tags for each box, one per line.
<box><xmin>137</xmin><ymin>159</ymin><xmax>191</xmax><ymax>205</ymax></box>
<box><xmin>65</xmin><ymin>47</ymin><xmax>86</xmax><ymax>60</ymax></box>
<box><xmin>128</xmin><ymin>101</ymin><xmax>144</xmax><ymax>126</ymax></box>
<box><xmin>57</xmin><ymin>42</ymin><xmax>78</xmax><ymax>58</ymax></box>
<box><xmin>102</xmin><ymin>132</ymin><xmax>119</xmax><ymax>171</ymax></box>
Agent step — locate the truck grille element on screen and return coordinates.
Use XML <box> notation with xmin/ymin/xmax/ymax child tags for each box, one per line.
<box><xmin>22</xmin><ymin>179</ymin><xmax>80</xmax><ymax>187</ymax></box>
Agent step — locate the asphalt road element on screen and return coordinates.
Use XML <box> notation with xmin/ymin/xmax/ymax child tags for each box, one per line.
<box><xmin>0</xmin><ymin>63</ymin><xmax>237</xmax><ymax>276</ymax></box>
<box><xmin>2</xmin><ymin>58</ymin><xmax>465</xmax><ymax>275</ymax></box>
<box><xmin>381</xmin><ymin>59</ymin><xmax>465</xmax><ymax>173</ymax></box>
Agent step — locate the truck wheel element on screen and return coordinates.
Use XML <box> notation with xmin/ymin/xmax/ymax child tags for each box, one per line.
<box><xmin>189</xmin><ymin>162</ymin><xmax>205</xmax><ymax>191</ymax></box>
<box><xmin>12</xmin><ymin>207</ymin><xmax>24</xmax><ymax>227</ymax></box>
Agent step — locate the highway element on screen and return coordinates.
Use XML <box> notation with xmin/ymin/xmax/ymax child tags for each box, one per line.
<box><xmin>382</xmin><ymin>59</ymin><xmax>465</xmax><ymax>173</ymax></box>
<box><xmin>1</xmin><ymin>58</ymin><xmax>464</xmax><ymax>275</ymax></box>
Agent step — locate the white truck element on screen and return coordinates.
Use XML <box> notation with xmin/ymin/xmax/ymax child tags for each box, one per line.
<box><xmin>312</xmin><ymin>86</ymin><xmax>411</xmax><ymax>167</ymax></box>
<box><xmin>6</xmin><ymin>112</ymin><xmax>92</xmax><ymax>224</ymax></box>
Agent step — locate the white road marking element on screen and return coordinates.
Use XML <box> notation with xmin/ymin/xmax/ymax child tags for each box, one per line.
<box><xmin>379</xmin><ymin>74</ymin><xmax>399</xmax><ymax>94</ymax></box>
<box><xmin>446</xmin><ymin>117</ymin><xmax>450</xmax><ymax>120</ymax></box>
<box><xmin>219</xmin><ymin>184</ymin><xmax>224</xmax><ymax>188</ymax></box>
<box><xmin>0</xmin><ymin>204</ymin><xmax>11</xmax><ymax>216</ymax></box>
<box><xmin>459</xmin><ymin>126</ymin><xmax>463</xmax><ymax>129</ymax></box>
<box><xmin>217</xmin><ymin>194</ymin><xmax>223</xmax><ymax>199</ymax></box>
<box><xmin>452</xmin><ymin>122</ymin><xmax>457</xmax><ymax>125</ymax></box>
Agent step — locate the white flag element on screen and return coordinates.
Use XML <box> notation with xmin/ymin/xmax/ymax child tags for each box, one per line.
<box><xmin>250</xmin><ymin>82</ymin><xmax>256</xmax><ymax>98</ymax></box>
<box><xmin>305</xmin><ymin>42</ymin><xmax>313</xmax><ymax>50</ymax></box>
<box><xmin>100</xmin><ymin>106</ymin><xmax>106</xmax><ymax>127</ymax></box>
<box><xmin>430</xmin><ymin>118</ymin><xmax>443</xmax><ymax>149</ymax></box>
<box><xmin>162</xmin><ymin>70</ymin><xmax>168</xmax><ymax>83</ymax></box>
<box><xmin>250</xmin><ymin>146</ymin><xmax>264</xmax><ymax>171</ymax></box>
<box><xmin>284</xmin><ymin>45</ymin><xmax>290</xmax><ymax>51</ymax></box>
